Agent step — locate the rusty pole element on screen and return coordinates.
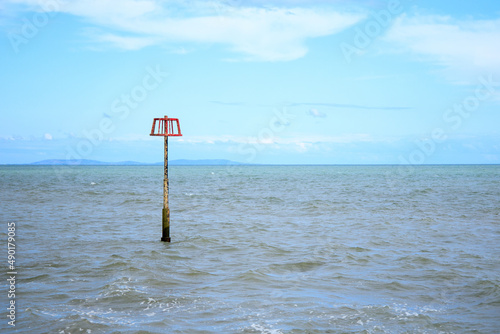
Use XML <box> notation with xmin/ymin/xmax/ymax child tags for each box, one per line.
<box><xmin>162</xmin><ymin>126</ymin><xmax>171</xmax><ymax>242</ymax></box>
<box><xmin>150</xmin><ymin>115</ymin><xmax>181</xmax><ymax>242</ymax></box>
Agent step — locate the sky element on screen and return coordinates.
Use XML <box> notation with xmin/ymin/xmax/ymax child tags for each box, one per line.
<box><xmin>1</xmin><ymin>0</ymin><xmax>499</xmax><ymax>165</ymax></box>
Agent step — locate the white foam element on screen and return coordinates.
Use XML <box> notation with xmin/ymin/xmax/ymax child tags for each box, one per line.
<box><xmin>250</xmin><ymin>324</ymin><xmax>283</xmax><ymax>334</ymax></box>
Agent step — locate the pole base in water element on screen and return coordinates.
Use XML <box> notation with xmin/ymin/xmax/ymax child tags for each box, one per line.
<box><xmin>162</xmin><ymin>208</ymin><xmax>170</xmax><ymax>242</ymax></box>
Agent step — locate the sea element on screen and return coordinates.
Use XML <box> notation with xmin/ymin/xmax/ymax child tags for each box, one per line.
<box><xmin>1</xmin><ymin>164</ymin><xmax>499</xmax><ymax>334</ymax></box>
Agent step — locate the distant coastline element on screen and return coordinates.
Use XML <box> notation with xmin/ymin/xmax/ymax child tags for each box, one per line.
<box><xmin>0</xmin><ymin>159</ymin><xmax>498</xmax><ymax>166</ymax></box>
<box><xmin>23</xmin><ymin>159</ymin><xmax>248</xmax><ymax>166</ymax></box>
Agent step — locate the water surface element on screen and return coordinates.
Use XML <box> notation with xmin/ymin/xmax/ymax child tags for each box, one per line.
<box><xmin>1</xmin><ymin>165</ymin><xmax>499</xmax><ymax>333</ymax></box>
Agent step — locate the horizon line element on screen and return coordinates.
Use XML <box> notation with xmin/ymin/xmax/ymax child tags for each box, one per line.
<box><xmin>1</xmin><ymin>158</ymin><xmax>499</xmax><ymax>167</ymax></box>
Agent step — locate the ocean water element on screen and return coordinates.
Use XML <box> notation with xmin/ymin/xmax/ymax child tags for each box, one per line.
<box><xmin>1</xmin><ymin>165</ymin><xmax>499</xmax><ymax>333</ymax></box>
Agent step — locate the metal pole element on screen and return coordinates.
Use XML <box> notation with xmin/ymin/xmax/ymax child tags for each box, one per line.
<box><xmin>162</xmin><ymin>134</ymin><xmax>171</xmax><ymax>242</ymax></box>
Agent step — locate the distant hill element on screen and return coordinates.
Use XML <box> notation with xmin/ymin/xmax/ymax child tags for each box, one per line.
<box><xmin>31</xmin><ymin>159</ymin><xmax>144</xmax><ymax>166</ymax></box>
<box><xmin>30</xmin><ymin>159</ymin><xmax>247</xmax><ymax>166</ymax></box>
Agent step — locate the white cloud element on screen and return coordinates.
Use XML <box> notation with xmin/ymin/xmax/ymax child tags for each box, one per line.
<box><xmin>44</xmin><ymin>133</ymin><xmax>53</xmax><ymax>140</ymax></box>
<box><xmin>177</xmin><ymin>133</ymin><xmax>381</xmax><ymax>146</ymax></box>
<box><xmin>83</xmin><ymin>28</ymin><xmax>161</xmax><ymax>50</ymax></box>
<box><xmin>384</xmin><ymin>14</ymin><xmax>500</xmax><ymax>82</ymax></box>
<box><xmin>307</xmin><ymin>108</ymin><xmax>327</xmax><ymax>118</ymax></box>
<box><xmin>5</xmin><ymin>0</ymin><xmax>364</xmax><ymax>61</ymax></box>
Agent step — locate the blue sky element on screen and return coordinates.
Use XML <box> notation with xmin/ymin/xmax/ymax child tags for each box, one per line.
<box><xmin>1</xmin><ymin>0</ymin><xmax>499</xmax><ymax>164</ymax></box>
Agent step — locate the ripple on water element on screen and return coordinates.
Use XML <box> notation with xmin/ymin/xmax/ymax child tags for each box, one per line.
<box><xmin>3</xmin><ymin>165</ymin><xmax>500</xmax><ymax>333</ymax></box>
